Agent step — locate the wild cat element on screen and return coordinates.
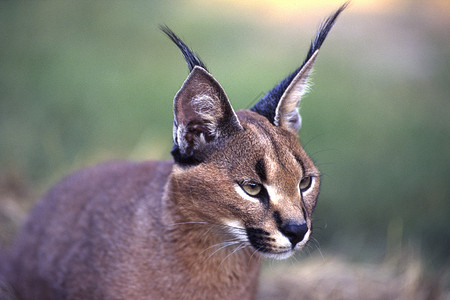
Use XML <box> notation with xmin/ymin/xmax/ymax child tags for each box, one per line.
<box><xmin>1</xmin><ymin>4</ymin><xmax>346</xmax><ymax>300</ymax></box>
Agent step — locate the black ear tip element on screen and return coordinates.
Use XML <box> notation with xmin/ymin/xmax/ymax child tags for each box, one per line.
<box><xmin>310</xmin><ymin>2</ymin><xmax>348</xmax><ymax>55</ymax></box>
<box><xmin>159</xmin><ymin>24</ymin><xmax>169</xmax><ymax>33</ymax></box>
<box><xmin>250</xmin><ymin>4</ymin><xmax>347</xmax><ymax>124</ymax></box>
<box><xmin>160</xmin><ymin>25</ymin><xmax>208</xmax><ymax>72</ymax></box>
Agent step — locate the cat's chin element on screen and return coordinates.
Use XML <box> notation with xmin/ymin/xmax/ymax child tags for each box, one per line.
<box><xmin>261</xmin><ymin>249</ymin><xmax>296</xmax><ymax>260</ymax></box>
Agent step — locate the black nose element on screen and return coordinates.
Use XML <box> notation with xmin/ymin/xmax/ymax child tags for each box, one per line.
<box><xmin>280</xmin><ymin>222</ymin><xmax>308</xmax><ymax>247</ymax></box>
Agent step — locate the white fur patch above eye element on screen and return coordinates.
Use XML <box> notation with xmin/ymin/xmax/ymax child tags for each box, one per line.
<box><xmin>263</xmin><ymin>184</ymin><xmax>281</xmax><ymax>206</ymax></box>
<box><xmin>234</xmin><ymin>184</ymin><xmax>259</xmax><ymax>203</ymax></box>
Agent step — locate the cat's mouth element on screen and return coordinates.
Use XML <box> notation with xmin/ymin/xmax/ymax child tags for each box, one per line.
<box><xmin>245</xmin><ymin>227</ymin><xmax>310</xmax><ymax>260</ymax></box>
<box><xmin>223</xmin><ymin>221</ymin><xmax>310</xmax><ymax>260</ymax></box>
<box><xmin>246</xmin><ymin>228</ymin><xmax>311</xmax><ymax>260</ymax></box>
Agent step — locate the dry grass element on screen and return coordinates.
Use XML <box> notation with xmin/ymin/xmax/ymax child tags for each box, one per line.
<box><xmin>259</xmin><ymin>255</ymin><xmax>449</xmax><ymax>300</ymax></box>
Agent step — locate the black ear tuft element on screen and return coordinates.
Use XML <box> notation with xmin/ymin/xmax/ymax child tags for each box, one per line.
<box><xmin>250</xmin><ymin>2</ymin><xmax>348</xmax><ymax>125</ymax></box>
<box><xmin>305</xmin><ymin>2</ymin><xmax>348</xmax><ymax>68</ymax></box>
<box><xmin>160</xmin><ymin>25</ymin><xmax>208</xmax><ymax>72</ymax></box>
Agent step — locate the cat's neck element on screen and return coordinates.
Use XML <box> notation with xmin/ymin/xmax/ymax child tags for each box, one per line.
<box><xmin>162</xmin><ymin>192</ymin><xmax>261</xmax><ymax>296</ymax></box>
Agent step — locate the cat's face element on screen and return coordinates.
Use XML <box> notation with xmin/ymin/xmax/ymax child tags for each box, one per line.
<box><xmin>170</xmin><ymin>110</ymin><xmax>320</xmax><ymax>259</ymax></box>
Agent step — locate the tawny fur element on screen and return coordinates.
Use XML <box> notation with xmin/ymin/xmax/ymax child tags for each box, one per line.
<box><xmin>4</xmin><ymin>109</ymin><xmax>321</xmax><ymax>299</ymax></box>
<box><xmin>1</xmin><ymin>5</ymin><xmax>346</xmax><ymax>299</ymax></box>
<box><xmin>5</xmin><ymin>159</ymin><xmax>261</xmax><ymax>299</ymax></box>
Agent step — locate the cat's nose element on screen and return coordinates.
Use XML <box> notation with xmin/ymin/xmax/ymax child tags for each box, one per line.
<box><xmin>280</xmin><ymin>222</ymin><xmax>308</xmax><ymax>247</ymax></box>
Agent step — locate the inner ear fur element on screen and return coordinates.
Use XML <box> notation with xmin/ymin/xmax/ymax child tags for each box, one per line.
<box><xmin>250</xmin><ymin>3</ymin><xmax>347</xmax><ymax>132</ymax></box>
<box><xmin>172</xmin><ymin>66</ymin><xmax>242</xmax><ymax>164</ymax></box>
<box><xmin>274</xmin><ymin>51</ymin><xmax>318</xmax><ymax>132</ymax></box>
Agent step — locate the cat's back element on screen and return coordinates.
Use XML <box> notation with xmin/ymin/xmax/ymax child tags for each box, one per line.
<box><xmin>6</xmin><ymin>160</ymin><xmax>174</xmax><ymax>299</ymax></box>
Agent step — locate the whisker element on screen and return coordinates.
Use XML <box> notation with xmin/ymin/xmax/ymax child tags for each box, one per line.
<box><xmin>291</xmin><ymin>253</ymin><xmax>299</xmax><ymax>264</ymax></box>
<box><xmin>310</xmin><ymin>236</ymin><xmax>325</xmax><ymax>261</ymax></box>
<box><xmin>219</xmin><ymin>242</ymin><xmax>248</xmax><ymax>266</ymax></box>
<box><xmin>249</xmin><ymin>246</ymin><xmax>263</xmax><ymax>262</ymax></box>
<box><xmin>309</xmin><ymin>148</ymin><xmax>339</xmax><ymax>157</ymax></box>
<box><xmin>202</xmin><ymin>239</ymin><xmax>243</xmax><ymax>261</ymax></box>
<box><xmin>301</xmin><ymin>133</ymin><xmax>328</xmax><ymax>150</ymax></box>
<box><xmin>200</xmin><ymin>238</ymin><xmax>242</xmax><ymax>255</ymax></box>
<box><xmin>166</xmin><ymin>221</ymin><xmax>209</xmax><ymax>227</ymax></box>
<box><xmin>200</xmin><ymin>226</ymin><xmax>216</xmax><ymax>243</ymax></box>
<box><xmin>302</xmin><ymin>244</ymin><xmax>313</xmax><ymax>258</ymax></box>
<box><xmin>219</xmin><ymin>224</ymin><xmax>247</xmax><ymax>233</ymax></box>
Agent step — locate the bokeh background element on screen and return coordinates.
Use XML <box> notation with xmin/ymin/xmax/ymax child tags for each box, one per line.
<box><xmin>0</xmin><ymin>0</ymin><xmax>449</xmax><ymax>299</ymax></box>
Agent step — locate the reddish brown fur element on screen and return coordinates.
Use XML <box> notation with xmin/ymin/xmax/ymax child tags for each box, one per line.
<box><xmin>0</xmin><ymin>5</ymin><xmax>349</xmax><ymax>296</ymax></box>
<box><xmin>3</xmin><ymin>109</ymin><xmax>319</xmax><ymax>299</ymax></box>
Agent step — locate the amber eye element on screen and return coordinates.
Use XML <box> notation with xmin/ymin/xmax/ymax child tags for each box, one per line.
<box><xmin>241</xmin><ymin>183</ymin><xmax>262</xmax><ymax>196</ymax></box>
<box><xmin>299</xmin><ymin>176</ymin><xmax>312</xmax><ymax>192</ymax></box>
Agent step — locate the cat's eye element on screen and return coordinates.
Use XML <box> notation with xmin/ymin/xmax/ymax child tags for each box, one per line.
<box><xmin>241</xmin><ymin>183</ymin><xmax>262</xmax><ymax>197</ymax></box>
<box><xmin>299</xmin><ymin>176</ymin><xmax>312</xmax><ymax>192</ymax></box>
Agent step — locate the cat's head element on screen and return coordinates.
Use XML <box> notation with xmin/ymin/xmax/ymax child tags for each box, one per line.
<box><xmin>163</xmin><ymin>3</ymin><xmax>346</xmax><ymax>259</ymax></box>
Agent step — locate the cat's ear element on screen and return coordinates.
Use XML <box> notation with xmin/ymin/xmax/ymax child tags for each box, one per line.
<box><xmin>172</xmin><ymin>66</ymin><xmax>242</xmax><ymax>164</ymax></box>
<box><xmin>273</xmin><ymin>51</ymin><xmax>318</xmax><ymax>132</ymax></box>
<box><xmin>251</xmin><ymin>3</ymin><xmax>347</xmax><ymax>132</ymax></box>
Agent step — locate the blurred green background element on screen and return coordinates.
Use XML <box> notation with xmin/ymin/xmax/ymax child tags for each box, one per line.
<box><xmin>0</xmin><ymin>0</ymin><xmax>449</xmax><ymax>288</ymax></box>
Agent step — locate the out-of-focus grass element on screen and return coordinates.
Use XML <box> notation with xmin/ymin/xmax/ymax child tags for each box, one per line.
<box><xmin>258</xmin><ymin>252</ymin><xmax>449</xmax><ymax>300</ymax></box>
<box><xmin>0</xmin><ymin>0</ymin><xmax>449</xmax><ymax>293</ymax></box>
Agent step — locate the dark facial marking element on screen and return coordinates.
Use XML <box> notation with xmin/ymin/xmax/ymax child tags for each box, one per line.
<box><xmin>257</xmin><ymin>187</ymin><xmax>270</xmax><ymax>209</ymax></box>
<box><xmin>255</xmin><ymin>159</ymin><xmax>267</xmax><ymax>182</ymax></box>
<box><xmin>273</xmin><ymin>211</ymin><xmax>283</xmax><ymax>228</ymax></box>
<box><xmin>246</xmin><ymin>228</ymin><xmax>273</xmax><ymax>252</ymax></box>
